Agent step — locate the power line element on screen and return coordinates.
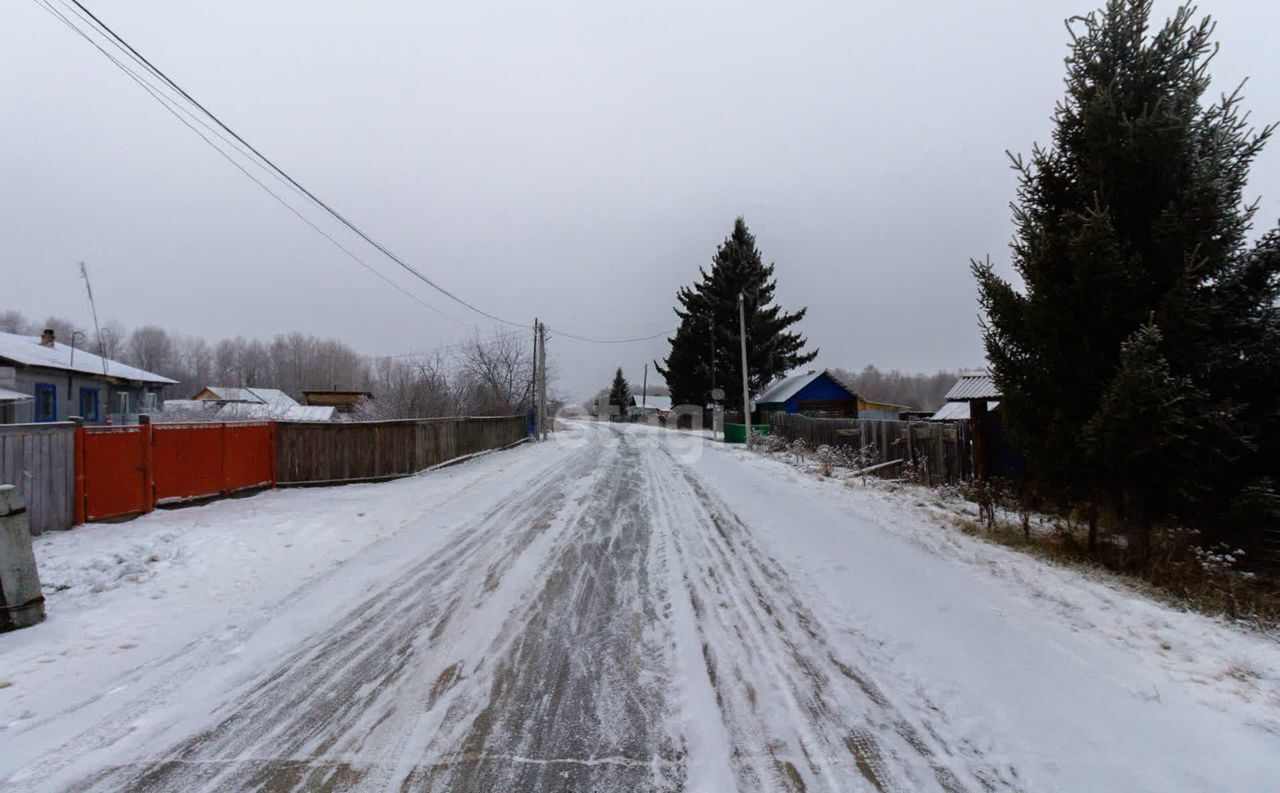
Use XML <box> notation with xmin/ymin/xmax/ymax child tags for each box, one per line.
<box><xmin>547</xmin><ymin>326</ymin><xmax>676</xmax><ymax>344</ymax></box>
<box><xmin>34</xmin><ymin>0</ymin><xmax>475</xmax><ymax>331</ymax></box>
<box><xmin>42</xmin><ymin>0</ymin><xmax>681</xmax><ymax>345</ymax></box>
<box><xmin>65</xmin><ymin>0</ymin><xmax>522</xmax><ymax>328</ymax></box>
<box><xmin>386</xmin><ymin>329</ymin><xmax>527</xmax><ymax>360</ymax></box>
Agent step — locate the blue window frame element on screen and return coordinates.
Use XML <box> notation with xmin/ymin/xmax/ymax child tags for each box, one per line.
<box><xmin>34</xmin><ymin>383</ymin><xmax>57</xmax><ymax>422</ymax></box>
<box><xmin>79</xmin><ymin>387</ymin><xmax>100</xmax><ymax>422</ymax></box>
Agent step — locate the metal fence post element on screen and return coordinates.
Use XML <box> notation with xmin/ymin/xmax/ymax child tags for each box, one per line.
<box><xmin>140</xmin><ymin>414</ymin><xmax>155</xmax><ymax>514</ymax></box>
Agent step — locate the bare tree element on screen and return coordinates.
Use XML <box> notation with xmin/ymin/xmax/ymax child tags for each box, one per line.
<box><xmin>0</xmin><ymin>310</ymin><xmax>34</xmax><ymax>334</ymax></box>
<box><xmin>831</xmin><ymin>365</ymin><xmax>960</xmax><ymax>412</ymax></box>
<box><xmin>212</xmin><ymin>338</ymin><xmax>239</xmax><ymax>385</ymax></box>
<box><xmin>126</xmin><ymin>325</ymin><xmax>175</xmax><ymax>374</ymax></box>
<box><xmin>95</xmin><ymin>319</ymin><xmax>126</xmax><ymax>362</ymax></box>
<box><xmin>456</xmin><ymin>332</ymin><xmax>534</xmax><ymax>416</ymax></box>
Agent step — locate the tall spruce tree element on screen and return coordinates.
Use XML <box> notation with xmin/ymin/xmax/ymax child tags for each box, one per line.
<box><xmin>608</xmin><ymin>367</ymin><xmax>632</xmax><ymax>418</ymax></box>
<box><xmin>657</xmin><ymin>218</ymin><xmax>816</xmax><ymax>412</ymax></box>
<box><xmin>974</xmin><ymin>0</ymin><xmax>1280</xmax><ymax>554</ymax></box>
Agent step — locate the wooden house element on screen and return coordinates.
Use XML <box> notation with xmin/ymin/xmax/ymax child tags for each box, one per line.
<box><xmin>0</xmin><ymin>329</ymin><xmax>175</xmax><ymax>424</ymax></box>
<box><xmin>302</xmin><ymin>389</ymin><xmax>373</xmax><ymax>414</ymax></box>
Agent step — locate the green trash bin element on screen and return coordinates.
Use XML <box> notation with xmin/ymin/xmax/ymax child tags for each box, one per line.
<box><xmin>723</xmin><ymin>423</ymin><xmax>770</xmax><ymax>444</ymax></box>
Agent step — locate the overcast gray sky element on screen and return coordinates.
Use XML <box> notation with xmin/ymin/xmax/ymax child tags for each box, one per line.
<box><xmin>3</xmin><ymin>0</ymin><xmax>1278</xmax><ymax>398</ymax></box>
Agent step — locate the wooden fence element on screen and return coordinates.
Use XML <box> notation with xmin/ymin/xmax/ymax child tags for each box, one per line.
<box><xmin>275</xmin><ymin>415</ymin><xmax>527</xmax><ymax>486</ymax></box>
<box><xmin>766</xmin><ymin>413</ymin><xmax>972</xmax><ymax>484</ymax></box>
<box><xmin>0</xmin><ymin>415</ymin><xmax>527</xmax><ymax>534</ymax></box>
<box><xmin>0</xmin><ymin>423</ymin><xmax>75</xmax><ymax>536</ymax></box>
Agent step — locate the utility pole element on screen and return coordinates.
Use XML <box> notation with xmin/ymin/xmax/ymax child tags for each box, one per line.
<box><xmin>641</xmin><ymin>363</ymin><xmax>648</xmax><ymax>413</ymax></box>
<box><xmin>532</xmin><ymin>318</ymin><xmax>541</xmax><ymax>439</ymax></box>
<box><xmin>538</xmin><ymin>322</ymin><xmax>548</xmax><ymax>441</ymax></box>
<box><xmin>79</xmin><ymin>262</ymin><xmax>108</xmax><ymax>376</ymax></box>
<box><xmin>709</xmin><ymin>314</ymin><xmax>715</xmax><ymax>397</ymax></box>
<box><xmin>738</xmin><ymin>292</ymin><xmax>751</xmax><ymax>448</ymax></box>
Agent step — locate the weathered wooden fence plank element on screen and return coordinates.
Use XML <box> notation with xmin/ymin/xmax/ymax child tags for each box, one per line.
<box><xmin>275</xmin><ymin>416</ymin><xmax>526</xmax><ymax>486</ymax></box>
<box><xmin>0</xmin><ymin>423</ymin><xmax>75</xmax><ymax>535</ymax></box>
<box><xmin>765</xmin><ymin>413</ymin><xmax>971</xmax><ymax>484</ymax></box>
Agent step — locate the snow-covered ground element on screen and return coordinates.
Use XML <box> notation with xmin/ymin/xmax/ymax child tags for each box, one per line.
<box><xmin>0</xmin><ymin>422</ymin><xmax>1276</xmax><ymax>792</ymax></box>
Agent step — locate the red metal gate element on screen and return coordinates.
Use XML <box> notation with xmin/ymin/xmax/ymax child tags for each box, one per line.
<box><xmin>79</xmin><ymin>424</ymin><xmax>151</xmax><ymax>522</ymax></box>
<box><xmin>75</xmin><ymin>419</ymin><xmax>275</xmax><ymax>523</ymax></box>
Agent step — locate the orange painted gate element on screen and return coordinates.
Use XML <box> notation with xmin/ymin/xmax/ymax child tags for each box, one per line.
<box><xmin>76</xmin><ymin>420</ymin><xmax>275</xmax><ymax>523</ymax></box>
<box><xmin>78</xmin><ymin>425</ymin><xmax>151</xmax><ymax>522</ymax></box>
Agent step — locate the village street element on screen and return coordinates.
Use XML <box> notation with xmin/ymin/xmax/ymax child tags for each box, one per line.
<box><xmin>1</xmin><ymin>423</ymin><xmax>1278</xmax><ymax>792</ymax></box>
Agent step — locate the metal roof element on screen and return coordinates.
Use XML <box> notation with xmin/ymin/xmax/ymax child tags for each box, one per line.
<box><xmin>216</xmin><ymin>403</ymin><xmax>336</xmax><ymax>421</ymax></box>
<box><xmin>943</xmin><ymin>371</ymin><xmax>1000</xmax><ymax>401</ymax></box>
<box><xmin>198</xmin><ymin>386</ymin><xmax>298</xmax><ymax>406</ymax></box>
<box><xmin>0</xmin><ymin>332</ymin><xmax>177</xmax><ymax>385</ymax></box>
<box><xmin>0</xmin><ymin>386</ymin><xmax>32</xmax><ymax>403</ymax></box>
<box><xmin>755</xmin><ymin>369</ymin><xmax>856</xmax><ymax>404</ymax></box>
<box><xmin>929</xmin><ymin>400</ymin><xmax>999</xmax><ymax>421</ymax></box>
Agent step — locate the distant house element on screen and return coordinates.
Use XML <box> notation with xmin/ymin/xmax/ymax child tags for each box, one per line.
<box><xmin>629</xmin><ymin>394</ymin><xmax>672</xmax><ymax>420</ymax></box>
<box><xmin>0</xmin><ymin>329</ymin><xmax>175</xmax><ymax>425</ymax></box>
<box><xmin>191</xmin><ymin>386</ymin><xmax>298</xmax><ymax>407</ymax></box>
<box><xmin>754</xmin><ymin>369</ymin><xmax>912</xmax><ymax>421</ymax></box>
<box><xmin>302</xmin><ymin>389</ymin><xmax>372</xmax><ymax>414</ymax></box>
<box><xmin>755</xmin><ymin>370</ymin><xmax>860</xmax><ymax>417</ymax></box>
<box><xmin>855</xmin><ymin>396</ymin><xmax>913</xmax><ymax>421</ymax></box>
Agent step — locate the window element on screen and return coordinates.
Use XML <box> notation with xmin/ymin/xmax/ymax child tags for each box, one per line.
<box><xmin>35</xmin><ymin>383</ymin><xmax>57</xmax><ymax>422</ymax></box>
<box><xmin>79</xmin><ymin>387</ymin><xmax>100</xmax><ymax>422</ymax></box>
<box><xmin>118</xmin><ymin>392</ymin><xmax>131</xmax><ymax>415</ymax></box>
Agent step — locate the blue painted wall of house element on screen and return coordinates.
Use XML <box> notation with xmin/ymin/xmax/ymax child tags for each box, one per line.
<box><xmin>761</xmin><ymin>373</ymin><xmax>857</xmax><ymax>414</ymax></box>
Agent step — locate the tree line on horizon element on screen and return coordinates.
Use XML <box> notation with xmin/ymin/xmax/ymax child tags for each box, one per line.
<box><xmin>0</xmin><ymin>310</ymin><xmax>546</xmax><ymax>419</ymax></box>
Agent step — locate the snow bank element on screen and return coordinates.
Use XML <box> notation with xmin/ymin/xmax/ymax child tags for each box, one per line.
<box><xmin>694</xmin><ymin>439</ymin><xmax>1280</xmax><ymax>791</ymax></box>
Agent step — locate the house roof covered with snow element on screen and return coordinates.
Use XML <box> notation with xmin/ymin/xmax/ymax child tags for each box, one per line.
<box><xmin>755</xmin><ymin>369</ymin><xmax>857</xmax><ymax>405</ymax></box>
<box><xmin>634</xmin><ymin>395</ymin><xmax>672</xmax><ymax>411</ymax></box>
<box><xmin>930</xmin><ymin>400</ymin><xmax>999</xmax><ymax>421</ymax></box>
<box><xmin>195</xmin><ymin>386</ymin><xmax>298</xmax><ymax>406</ymax></box>
<box><xmin>0</xmin><ymin>331</ymin><xmax>177</xmax><ymax>385</ymax></box>
<box><xmin>215</xmin><ymin>403</ymin><xmax>336</xmax><ymax>422</ymax></box>
<box><xmin>0</xmin><ymin>386</ymin><xmax>32</xmax><ymax>403</ymax></box>
<box><xmin>943</xmin><ymin>371</ymin><xmax>1000</xmax><ymax>401</ymax></box>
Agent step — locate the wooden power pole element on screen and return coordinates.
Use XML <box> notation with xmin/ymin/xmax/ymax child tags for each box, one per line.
<box><xmin>738</xmin><ymin>292</ymin><xmax>751</xmax><ymax>448</ymax></box>
<box><xmin>641</xmin><ymin>363</ymin><xmax>648</xmax><ymax>413</ymax></box>
<box><xmin>538</xmin><ymin>322</ymin><xmax>548</xmax><ymax>441</ymax></box>
<box><xmin>532</xmin><ymin>318</ymin><xmax>541</xmax><ymax>440</ymax></box>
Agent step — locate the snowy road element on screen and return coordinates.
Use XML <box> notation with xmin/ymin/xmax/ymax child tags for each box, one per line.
<box><xmin>3</xmin><ymin>423</ymin><xmax>1278</xmax><ymax>792</ymax></box>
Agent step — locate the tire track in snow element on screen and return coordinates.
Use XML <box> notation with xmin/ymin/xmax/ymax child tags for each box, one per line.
<box><xmin>40</xmin><ymin>423</ymin><xmax>1024</xmax><ymax>793</ymax></box>
<box><xmin>58</xmin><ymin>438</ymin><xmax>613</xmax><ymax>793</ymax></box>
<box><xmin>642</xmin><ymin>432</ymin><xmax>1023</xmax><ymax>792</ymax></box>
<box><xmin>402</xmin><ymin>428</ymin><xmax>683</xmax><ymax>792</ymax></box>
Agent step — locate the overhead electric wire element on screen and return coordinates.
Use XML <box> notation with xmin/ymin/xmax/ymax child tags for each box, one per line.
<box><xmin>35</xmin><ymin>0</ymin><xmax>475</xmax><ymax>331</ymax></box>
<box><xmin>64</xmin><ymin>0</ymin><xmax>522</xmax><ymax>329</ymax></box>
<box><xmin>45</xmin><ymin>0</ymin><xmax>681</xmax><ymax>345</ymax></box>
<box><xmin>55</xmin><ymin>0</ymin><xmax>314</xmax><ymax>208</ymax></box>
<box><xmin>388</xmin><ymin>328</ymin><xmax>528</xmax><ymax>360</ymax></box>
<box><xmin>547</xmin><ymin>326</ymin><xmax>676</xmax><ymax>344</ymax></box>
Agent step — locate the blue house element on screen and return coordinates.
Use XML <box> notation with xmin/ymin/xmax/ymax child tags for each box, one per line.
<box><xmin>755</xmin><ymin>369</ymin><xmax>860</xmax><ymax>418</ymax></box>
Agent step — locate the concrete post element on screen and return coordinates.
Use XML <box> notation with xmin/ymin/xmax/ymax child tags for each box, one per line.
<box><xmin>0</xmin><ymin>485</ymin><xmax>46</xmax><ymax>632</ymax></box>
